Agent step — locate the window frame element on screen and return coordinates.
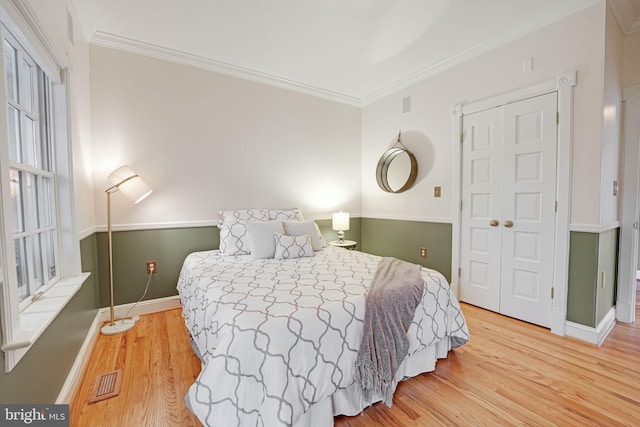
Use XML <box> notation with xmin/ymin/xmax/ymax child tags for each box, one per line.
<box><xmin>0</xmin><ymin>2</ymin><xmax>89</xmax><ymax>373</ymax></box>
<box><xmin>5</xmin><ymin>30</ymin><xmax>61</xmax><ymax>311</ymax></box>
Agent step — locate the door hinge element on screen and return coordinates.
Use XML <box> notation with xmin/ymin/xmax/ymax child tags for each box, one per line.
<box><xmin>551</xmin><ymin>287</ymin><xmax>554</xmax><ymax>299</ymax></box>
<box><xmin>458</xmin><ymin>267</ymin><xmax>461</xmax><ymax>277</ymax></box>
<box><xmin>555</xmin><ymin>201</ymin><xmax>558</xmax><ymax>212</ymax></box>
<box><xmin>460</xmin><ymin>200</ymin><xmax>463</xmax><ymax>210</ymax></box>
<box><xmin>460</xmin><ymin>130</ymin><xmax>464</xmax><ymax>143</ymax></box>
<box><xmin>556</xmin><ymin>112</ymin><xmax>559</xmax><ymax>124</ymax></box>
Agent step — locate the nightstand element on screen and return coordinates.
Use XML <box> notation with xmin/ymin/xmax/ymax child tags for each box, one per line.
<box><xmin>328</xmin><ymin>240</ymin><xmax>357</xmax><ymax>250</ymax></box>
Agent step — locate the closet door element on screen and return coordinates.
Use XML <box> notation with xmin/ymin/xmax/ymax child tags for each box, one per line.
<box><xmin>460</xmin><ymin>92</ymin><xmax>558</xmax><ymax>328</ymax></box>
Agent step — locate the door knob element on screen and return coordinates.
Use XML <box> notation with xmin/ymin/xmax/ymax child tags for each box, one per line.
<box><xmin>504</xmin><ymin>220</ymin><xmax>514</xmax><ymax>228</ymax></box>
<box><xmin>489</xmin><ymin>219</ymin><xmax>499</xmax><ymax>227</ymax></box>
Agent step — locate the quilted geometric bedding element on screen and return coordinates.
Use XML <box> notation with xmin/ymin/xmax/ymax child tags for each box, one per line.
<box><xmin>177</xmin><ymin>246</ymin><xmax>469</xmax><ymax>427</ymax></box>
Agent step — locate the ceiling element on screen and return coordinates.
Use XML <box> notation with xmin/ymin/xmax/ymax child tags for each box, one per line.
<box><xmin>76</xmin><ymin>0</ymin><xmax>632</xmax><ymax>105</ymax></box>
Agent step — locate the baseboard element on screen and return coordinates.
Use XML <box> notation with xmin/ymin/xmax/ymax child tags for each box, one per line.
<box><xmin>565</xmin><ymin>307</ymin><xmax>617</xmax><ymax>346</ymax></box>
<box><xmin>98</xmin><ymin>295</ymin><xmax>182</xmax><ymax>322</ymax></box>
<box><xmin>57</xmin><ymin>296</ymin><xmax>182</xmax><ymax>404</ymax></box>
<box><xmin>56</xmin><ymin>313</ymin><xmax>102</xmax><ymax>404</ymax></box>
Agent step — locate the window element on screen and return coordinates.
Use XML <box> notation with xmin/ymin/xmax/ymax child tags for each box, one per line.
<box><xmin>4</xmin><ymin>32</ymin><xmax>59</xmax><ymax>308</ymax></box>
<box><xmin>0</xmin><ymin>4</ymin><xmax>88</xmax><ymax>372</ymax></box>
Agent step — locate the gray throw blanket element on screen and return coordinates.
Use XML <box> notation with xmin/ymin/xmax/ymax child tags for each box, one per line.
<box><xmin>354</xmin><ymin>257</ymin><xmax>424</xmax><ymax>407</ymax></box>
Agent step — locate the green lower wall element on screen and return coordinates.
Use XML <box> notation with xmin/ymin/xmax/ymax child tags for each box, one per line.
<box><xmin>96</xmin><ymin>219</ymin><xmax>362</xmax><ymax>307</ymax></box>
<box><xmin>567</xmin><ymin>229</ymin><xmax>618</xmax><ymax>328</ymax></box>
<box><xmin>100</xmin><ymin>218</ymin><xmax>450</xmax><ymax>308</ymax></box>
<box><xmin>596</xmin><ymin>229</ymin><xmax>618</xmax><ymax>324</ymax></box>
<box><xmin>567</xmin><ymin>232</ymin><xmax>598</xmax><ymax>326</ymax></box>
<box><xmin>0</xmin><ymin>235</ymin><xmax>99</xmax><ymax>403</ymax></box>
<box><xmin>361</xmin><ymin>218</ymin><xmax>452</xmax><ymax>282</ymax></box>
<box><xmin>97</xmin><ymin>227</ymin><xmax>219</xmax><ymax>306</ymax></box>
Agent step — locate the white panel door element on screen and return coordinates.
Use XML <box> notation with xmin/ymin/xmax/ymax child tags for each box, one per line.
<box><xmin>460</xmin><ymin>92</ymin><xmax>558</xmax><ymax>328</ymax></box>
<box><xmin>499</xmin><ymin>93</ymin><xmax>557</xmax><ymax>327</ymax></box>
<box><xmin>460</xmin><ymin>107</ymin><xmax>503</xmax><ymax>312</ymax></box>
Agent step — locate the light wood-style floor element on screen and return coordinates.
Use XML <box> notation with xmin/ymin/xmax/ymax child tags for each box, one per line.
<box><xmin>71</xmin><ymin>292</ymin><xmax>640</xmax><ymax>426</ymax></box>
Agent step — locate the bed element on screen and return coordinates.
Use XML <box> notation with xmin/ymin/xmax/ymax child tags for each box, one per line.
<box><xmin>176</xmin><ymin>209</ymin><xmax>469</xmax><ymax>427</ymax></box>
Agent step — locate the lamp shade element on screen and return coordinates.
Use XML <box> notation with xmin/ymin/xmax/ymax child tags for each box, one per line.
<box><xmin>332</xmin><ymin>211</ymin><xmax>350</xmax><ymax>231</ymax></box>
<box><xmin>108</xmin><ymin>165</ymin><xmax>152</xmax><ymax>204</ymax></box>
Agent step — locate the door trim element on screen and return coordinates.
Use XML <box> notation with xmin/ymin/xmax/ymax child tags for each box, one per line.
<box><xmin>452</xmin><ymin>71</ymin><xmax>576</xmax><ymax>336</ymax></box>
<box><xmin>617</xmin><ymin>85</ymin><xmax>640</xmax><ymax>324</ymax></box>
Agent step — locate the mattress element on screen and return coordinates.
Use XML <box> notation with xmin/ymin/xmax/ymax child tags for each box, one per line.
<box><xmin>177</xmin><ymin>246</ymin><xmax>469</xmax><ymax>426</ymax></box>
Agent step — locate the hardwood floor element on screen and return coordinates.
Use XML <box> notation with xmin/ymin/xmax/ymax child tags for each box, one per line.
<box><xmin>70</xmin><ymin>309</ymin><xmax>202</xmax><ymax>427</ymax></box>
<box><xmin>71</xmin><ymin>293</ymin><xmax>640</xmax><ymax>426</ymax></box>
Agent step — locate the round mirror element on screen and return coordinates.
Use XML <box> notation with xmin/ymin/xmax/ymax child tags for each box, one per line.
<box><xmin>376</xmin><ymin>146</ymin><xmax>418</xmax><ymax>193</ymax></box>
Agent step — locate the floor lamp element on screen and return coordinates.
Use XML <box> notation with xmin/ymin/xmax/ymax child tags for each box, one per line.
<box><xmin>101</xmin><ymin>165</ymin><xmax>152</xmax><ymax>336</ymax></box>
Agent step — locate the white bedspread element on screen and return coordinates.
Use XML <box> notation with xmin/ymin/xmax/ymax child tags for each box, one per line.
<box><xmin>177</xmin><ymin>246</ymin><xmax>468</xmax><ymax>427</ymax></box>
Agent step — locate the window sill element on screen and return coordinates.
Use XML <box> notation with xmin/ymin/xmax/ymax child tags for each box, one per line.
<box><xmin>1</xmin><ymin>272</ymin><xmax>91</xmax><ymax>372</ymax></box>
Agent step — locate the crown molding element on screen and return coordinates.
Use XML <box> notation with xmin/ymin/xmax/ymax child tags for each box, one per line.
<box><xmin>90</xmin><ymin>0</ymin><xmax>601</xmax><ymax>108</ymax></box>
<box><xmin>90</xmin><ymin>31</ymin><xmax>361</xmax><ymax>107</ymax></box>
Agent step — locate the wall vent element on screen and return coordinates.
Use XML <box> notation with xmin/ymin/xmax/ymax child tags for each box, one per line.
<box><xmin>402</xmin><ymin>96</ymin><xmax>411</xmax><ymax>114</ymax></box>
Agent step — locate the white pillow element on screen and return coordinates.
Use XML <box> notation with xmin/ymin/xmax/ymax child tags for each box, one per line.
<box><xmin>269</xmin><ymin>208</ymin><xmax>304</xmax><ymax>221</ymax></box>
<box><xmin>274</xmin><ymin>233</ymin><xmax>315</xmax><ymax>259</ymax></box>
<box><xmin>246</xmin><ymin>220</ymin><xmax>284</xmax><ymax>259</ymax></box>
<box><xmin>283</xmin><ymin>219</ymin><xmax>325</xmax><ymax>251</ymax></box>
<box><xmin>218</xmin><ymin>209</ymin><xmax>270</xmax><ymax>255</ymax></box>
<box><xmin>313</xmin><ymin>222</ymin><xmax>328</xmax><ymax>248</ymax></box>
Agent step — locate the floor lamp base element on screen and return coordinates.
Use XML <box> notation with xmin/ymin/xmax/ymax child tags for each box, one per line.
<box><xmin>101</xmin><ymin>318</ymin><xmax>136</xmax><ymax>336</ymax></box>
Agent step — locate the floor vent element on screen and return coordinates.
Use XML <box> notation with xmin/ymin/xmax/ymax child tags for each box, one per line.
<box><xmin>89</xmin><ymin>369</ymin><xmax>123</xmax><ymax>404</ymax></box>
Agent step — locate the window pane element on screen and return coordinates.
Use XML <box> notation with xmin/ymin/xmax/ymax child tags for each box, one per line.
<box><xmin>3</xmin><ymin>40</ymin><xmax>17</xmax><ymax>102</ymax></box>
<box><xmin>7</xmin><ymin>105</ymin><xmax>20</xmax><ymax>162</ymax></box>
<box><xmin>44</xmin><ymin>230</ymin><xmax>56</xmax><ymax>282</ymax></box>
<box><xmin>9</xmin><ymin>169</ymin><xmax>24</xmax><ymax>233</ymax></box>
<box><xmin>26</xmin><ymin>173</ymin><xmax>40</xmax><ymax>230</ymax></box>
<box><xmin>15</xmin><ymin>238</ymin><xmax>28</xmax><ymax>301</ymax></box>
<box><xmin>23</xmin><ymin>116</ymin><xmax>38</xmax><ymax>168</ymax></box>
<box><xmin>42</xmin><ymin>176</ymin><xmax>52</xmax><ymax>227</ymax></box>
<box><xmin>21</xmin><ymin>59</ymin><xmax>34</xmax><ymax>112</ymax></box>
<box><xmin>29</xmin><ymin>234</ymin><xmax>43</xmax><ymax>293</ymax></box>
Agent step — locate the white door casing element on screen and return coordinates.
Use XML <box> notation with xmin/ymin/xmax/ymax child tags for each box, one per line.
<box><xmin>459</xmin><ymin>92</ymin><xmax>558</xmax><ymax>328</ymax></box>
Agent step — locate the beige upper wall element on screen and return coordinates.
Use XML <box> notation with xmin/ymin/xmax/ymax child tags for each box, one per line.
<box><xmin>89</xmin><ymin>46</ymin><xmax>362</xmax><ymax>227</ymax></box>
<box><xmin>623</xmin><ymin>31</ymin><xmax>640</xmax><ymax>88</ymax></box>
<box><xmin>361</xmin><ymin>3</ymin><xmax>610</xmax><ymax>227</ymax></box>
<box><xmin>23</xmin><ymin>1</ymin><xmax>630</xmax><ymax>231</ymax></box>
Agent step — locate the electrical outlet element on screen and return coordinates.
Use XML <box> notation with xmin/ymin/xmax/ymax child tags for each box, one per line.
<box><xmin>420</xmin><ymin>248</ymin><xmax>427</xmax><ymax>258</ymax></box>
<box><xmin>147</xmin><ymin>261</ymin><xmax>157</xmax><ymax>274</ymax></box>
